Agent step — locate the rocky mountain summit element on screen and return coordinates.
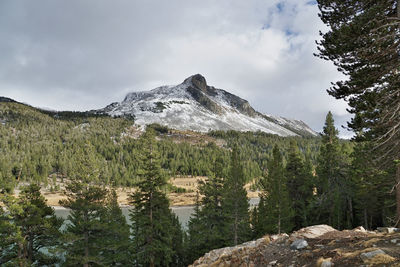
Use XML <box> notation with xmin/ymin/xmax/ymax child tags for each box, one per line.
<box><xmin>190</xmin><ymin>225</ymin><xmax>400</xmax><ymax>267</ymax></box>
<box><xmin>98</xmin><ymin>74</ymin><xmax>317</xmax><ymax>137</ymax></box>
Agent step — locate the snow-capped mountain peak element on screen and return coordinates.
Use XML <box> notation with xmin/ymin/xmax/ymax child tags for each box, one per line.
<box><xmin>98</xmin><ymin>74</ymin><xmax>317</xmax><ymax>137</ymax></box>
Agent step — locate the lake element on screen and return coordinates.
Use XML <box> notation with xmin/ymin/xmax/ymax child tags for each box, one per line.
<box><xmin>54</xmin><ymin>198</ymin><xmax>260</xmax><ymax>229</ymax></box>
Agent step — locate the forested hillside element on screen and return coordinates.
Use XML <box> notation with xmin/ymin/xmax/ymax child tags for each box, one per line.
<box><xmin>0</xmin><ymin>101</ymin><xmax>321</xmax><ymax>192</ymax></box>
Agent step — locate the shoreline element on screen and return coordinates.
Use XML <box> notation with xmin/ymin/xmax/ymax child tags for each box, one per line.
<box><xmin>51</xmin><ymin>197</ymin><xmax>259</xmax><ymax>210</ymax></box>
<box><xmin>51</xmin><ymin>203</ymin><xmax>197</xmax><ymax>210</ymax></box>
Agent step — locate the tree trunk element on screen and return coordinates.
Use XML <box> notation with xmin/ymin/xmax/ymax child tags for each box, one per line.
<box><xmin>234</xmin><ymin>215</ymin><xmax>238</xmax><ymax>246</ymax></box>
<box><xmin>363</xmin><ymin>208</ymin><xmax>368</xmax><ymax>230</ymax></box>
<box><xmin>18</xmin><ymin>242</ymin><xmax>24</xmax><ymax>267</ymax></box>
<box><xmin>348</xmin><ymin>196</ymin><xmax>353</xmax><ymax>227</ymax></box>
<box><xmin>84</xmin><ymin>233</ymin><xmax>89</xmax><ymax>267</ymax></box>
<box><xmin>278</xmin><ymin>176</ymin><xmax>281</xmax><ymax>234</ymax></box>
<box><xmin>397</xmin><ymin>0</ymin><xmax>400</xmax><ymax>18</ymax></box>
<box><xmin>397</xmin><ymin>0</ymin><xmax>400</xmax><ymax>226</ymax></box>
<box><xmin>234</xmin><ymin>198</ymin><xmax>238</xmax><ymax>246</ymax></box>
<box><xmin>84</xmin><ymin>212</ymin><xmax>89</xmax><ymax>267</ymax></box>
<box><xmin>396</xmin><ymin>164</ymin><xmax>400</xmax><ymax>227</ymax></box>
<box><xmin>149</xmin><ymin>145</ymin><xmax>155</xmax><ymax>267</ymax></box>
<box><xmin>28</xmin><ymin>231</ymin><xmax>33</xmax><ymax>263</ymax></box>
<box><xmin>149</xmin><ymin>191</ymin><xmax>155</xmax><ymax>267</ymax></box>
<box><xmin>278</xmin><ymin>212</ymin><xmax>281</xmax><ymax>235</ymax></box>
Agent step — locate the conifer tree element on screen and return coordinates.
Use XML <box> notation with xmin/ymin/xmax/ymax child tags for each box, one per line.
<box><xmin>286</xmin><ymin>141</ymin><xmax>314</xmax><ymax>229</ymax></box>
<box><xmin>186</xmin><ymin>156</ymin><xmax>228</xmax><ymax>263</ymax></box>
<box><xmin>60</xmin><ymin>181</ymin><xmax>109</xmax><ymax>267</ymax></box>
<box><xmin>100</xmin><ymin>190</ymin><xmax>131</xmax><ymax>266</ymax></box>
<box><xmin>258</xmin><ymin>145</ymin><xmax>294</xmax><ymax>234</ymax></box>
<box><xmin>170</xmin><ymin>213</ymin><xmax>185</xmax><ymax>267</ymax></box>
<box><xmin>316</xmin><ymin>112</ymin><xmax>352</xmax><ymax>229</ymax></box>
<box><xmin>316</xmin><ymin>0</ymin><xmax>400</xmax><ymax>225</ymax></box>
<box><xmin>0</xmin><ymin>184</ymin><xmax>62</xmax><ymax>266</ymax></box>
<box><xmin>222</xmin><ymin>145</ymin><xmax>251</xmax><ymax>245</ymax></box>
<box><xmin>351</xmin><ymin>141</ymin><xmax>394</xmax><ymax>229</ymax></box>
<box><xmin>186</xmin><ymin>191</ymin><xmax>204</xmax><ymax>264</ymax></box>
<box><xmin>129</xmin><ymin>129</ymin><xmax>182</xmax><ymax>267</ymax></box>
<box><xmin>251</xmin><ymin>204</ymin><xmax>263</xmax><ymax>238</ymax></box>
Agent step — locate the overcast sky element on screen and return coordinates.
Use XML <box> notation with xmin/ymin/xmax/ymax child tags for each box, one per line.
<box><xmin>0</xmin><ymin>0</ymin><xmax>352</xmax><ymax>137</ymax></box>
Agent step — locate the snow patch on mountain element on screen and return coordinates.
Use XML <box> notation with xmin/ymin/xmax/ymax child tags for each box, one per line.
<box><xmin>98</xmin><ymin>74</ymin><xmax>317</xmax><ymax>137</ymax></box>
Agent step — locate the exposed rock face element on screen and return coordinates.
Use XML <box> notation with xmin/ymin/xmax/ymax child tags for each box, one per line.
<box><xmin>190</xmin><ymin>225</ymin><xmax>400</xmax><ymax>267</ymax></box>
<box><xmin>97</xmin><ymin>74</ymin><xmax>317</xmax><ymax>137</ymax></box>
<box><xmin>289</xmin><ymin>224</ymin><xmax>337</xmax><ymax>240</ymax></box>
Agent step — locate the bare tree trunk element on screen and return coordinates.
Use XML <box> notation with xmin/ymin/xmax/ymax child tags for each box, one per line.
<box><xmin>397</xmin><ymin>0</ymin><xmax>400</xmax><ymax>226</ymax></box>
<box><xmin>363</xmin><ymin>208</ymin><xmax>368</xmax><ymax>230</ymax></box>
<box><xmin>348</xmin><ymin>196</ymin><xmax>353</xmax><ymax>226</ymax></box>
<box><xmin>397</xmin><ymin>0</ymin><xmax>400</xmax><ymax>17</ymax></box>
<box><xmin>396</xmin><ymin>164</ymin><xmax>400</xmax><ymax>227</ymax></box>
<box><xmin>278</xmin><ymin>212</ymin><xmax>281</xmax><ymax>235</ymax></box>
<box><xmin>234</xmin><ymin>214</ymin><xmax>238</xmax><ymax>246</ymax></box>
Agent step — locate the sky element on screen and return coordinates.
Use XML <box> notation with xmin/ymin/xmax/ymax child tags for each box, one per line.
<box><xmin>0</xmin><ymin>0</ymin><xmax>353</xmax><ymax>137</ymax></box>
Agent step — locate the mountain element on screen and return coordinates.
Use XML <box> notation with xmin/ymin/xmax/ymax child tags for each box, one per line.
<box><xmin>98</xmin><ymin>74</ymin><xmax>317</xmax><ymax>137</ymax></box>
<box><xmin>0</xmin><ymin>96</ymin><xmax>17</xmax><ymax>103</ymax></box>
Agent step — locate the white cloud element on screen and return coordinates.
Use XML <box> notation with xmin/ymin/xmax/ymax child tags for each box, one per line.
<box><xmin>0</xmin><ymin>0</ymin><xmax>351</xmax><ymax>136</ymax></box>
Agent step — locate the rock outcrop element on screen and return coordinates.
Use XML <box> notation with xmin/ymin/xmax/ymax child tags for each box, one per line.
<box><xmin>190</xmin><ymin>225</ymin><xmax>400</xmax><ymax>267</ymax></box>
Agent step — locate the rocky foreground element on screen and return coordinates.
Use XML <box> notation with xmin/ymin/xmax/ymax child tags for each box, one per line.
<box><xmin>190</xmin><ymin>225</ymin><xmax>400</xmax><ymax>267</ymax></box>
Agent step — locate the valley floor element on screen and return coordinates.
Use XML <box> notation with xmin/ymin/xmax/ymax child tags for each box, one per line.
<box><xmin>14</xmin><ymin>176</ymin><xmax>260</xmax><ymax>207</ymax></box>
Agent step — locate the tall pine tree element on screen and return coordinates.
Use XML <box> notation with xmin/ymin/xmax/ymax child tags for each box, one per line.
<box><xmin>316</xmin><ymin>112</ymin><xmax>352</xmax><ymax>229</ymax></box>
<box><xmin>316</xmin><ymin>0</ymin><xmax>400</xmax><ymax>225</ymax></box>
<box><xmin>186</xmin><ymin>155</ymin><xmax>228</xmax><ymax>263</ymax></box>
<box><xmin>129</xmin><ymin>129</ymin><xmax>182</xmax><ymax>267</ymax></box>
<box><xmin>100</xmin><ymin>189</ymin><xmax>131</xmax><ymax>266</ymax></box>
<box><xmin>222</xmin><ymin>145</ymin><xmax>251</xmax><ymax>245</ymax></box>
<box><xmin>257</xmin><ymin>145</ymin><xmax>293</xmax><ymax>234</ymax></box>
<box><xmin>286</xmin><ymin>141</ymin><xmax>314</xmax><ymax>230</ymax></box>
<box><xmin>60</xmin><ymin>182</ymin><xmax>109</xmax><ymax>267</ymax></box>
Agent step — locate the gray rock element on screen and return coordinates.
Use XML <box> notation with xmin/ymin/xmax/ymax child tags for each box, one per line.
<box><xmin>321</xmin><ymin>260</ymin><xmax>332</xmax><ymax>267</ymax></box>
<box><xmin>387</xmin><ymin>227</ymin><xmax>399</xmax><ymax>233</ymax></box>
<box><xmin>290</xmin><ymin>239</ymin><xmax>308</xmax><ymax>250</ymax></box>
<box><xmin>376</xmin><ymin>227</ymin><xmax>400</xmax><ymax>233</ymax></box>
<box><xmin>390</xmin><ymin>239</ymin><xmax>398</xmax><ymax>244</ymax></box>
<box><xmin>360</xmin><ymin>249</ymin><xmax>386</xmax><ymax>260</ymax></box>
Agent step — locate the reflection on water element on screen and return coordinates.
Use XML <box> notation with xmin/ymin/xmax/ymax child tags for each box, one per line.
<box><xmin>54</xmin><ymin>198</ymin><xmax>260</xmax><ymax>229</ymax></box>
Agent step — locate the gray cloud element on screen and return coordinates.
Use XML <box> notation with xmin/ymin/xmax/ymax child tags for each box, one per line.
<box><xmin>0</xmin><ymin>0</ymin><xmax>352</xmax><ymax>136</ymax></box>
